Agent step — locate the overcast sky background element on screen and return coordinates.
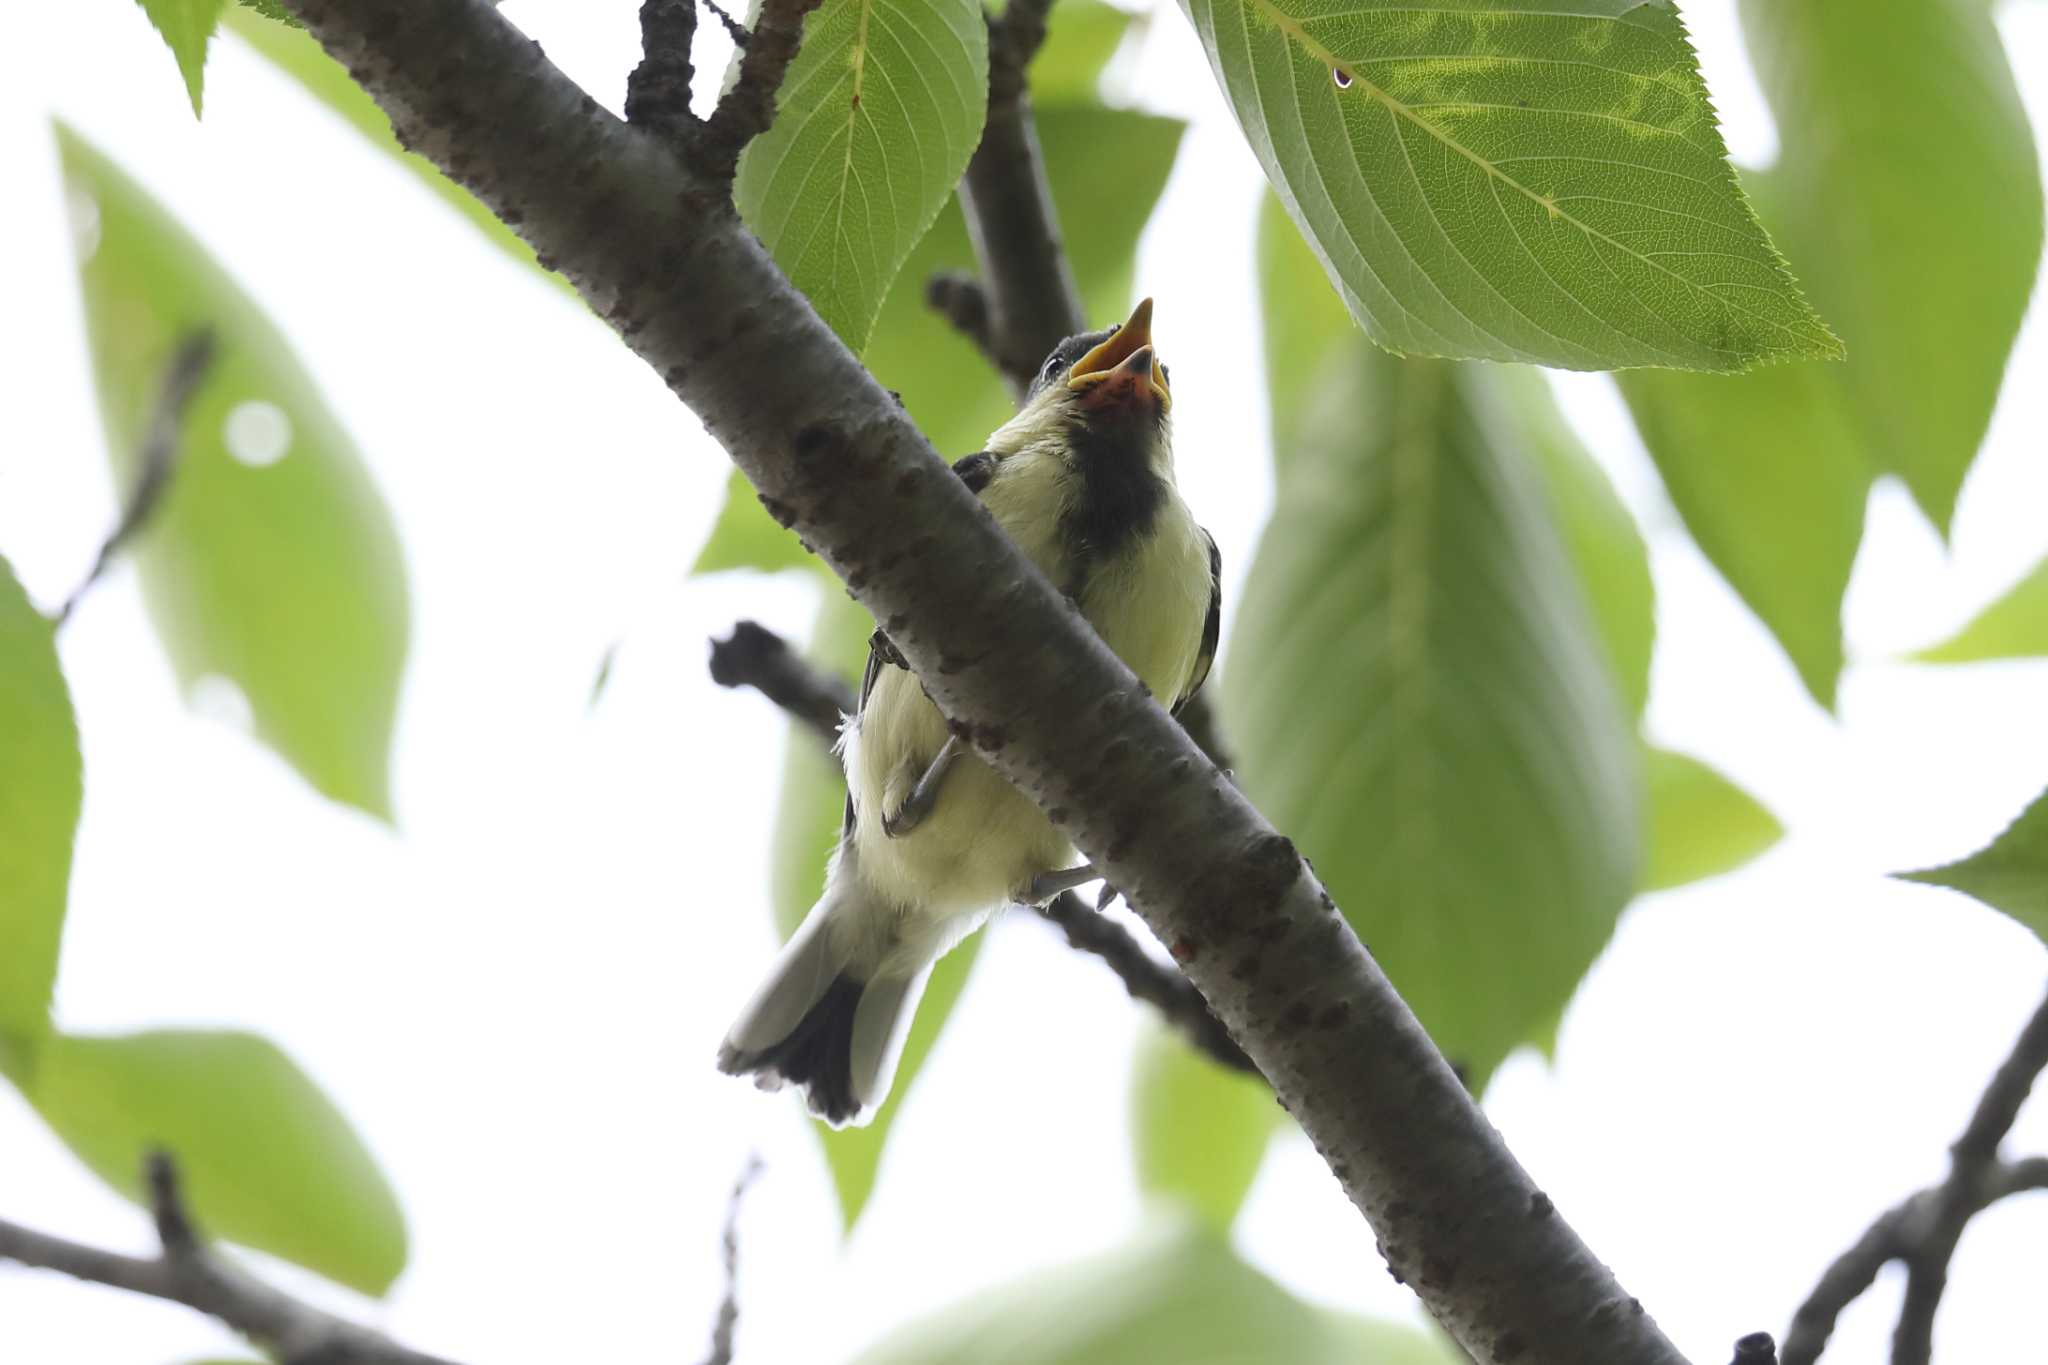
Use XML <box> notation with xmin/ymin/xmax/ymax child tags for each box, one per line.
<box><xmin>3</xmin><ymin>2</ymin><xmax>2048</xmax><ymax>1361</ymax></box>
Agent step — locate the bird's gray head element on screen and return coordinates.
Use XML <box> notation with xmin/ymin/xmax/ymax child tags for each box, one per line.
<box><xmin>991</xmin><ymin>298</ymin><xmax>1175</xmax><ymax>472</ymax></box>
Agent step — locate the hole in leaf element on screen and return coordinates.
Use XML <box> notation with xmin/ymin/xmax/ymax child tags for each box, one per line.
<box><xmin>223</xmin><ymin>400</ymin><xmax>292</xmax><ymax>467</ymax></box>
<box><xmin>1332</xmin><ymin>68</ymin><xmax>1353</xmax><ymax>89</ymax></box>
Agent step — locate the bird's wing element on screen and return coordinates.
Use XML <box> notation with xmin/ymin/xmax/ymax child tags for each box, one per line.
<box><xmin>1174</xmin><ymin>528</ymin><xmax>1222</xmax><ymax>714</ymax></box>
<box><xmin>840</xmin><ymin>452</ymin><xmax>997</xmax><ymax>839</ymax></box>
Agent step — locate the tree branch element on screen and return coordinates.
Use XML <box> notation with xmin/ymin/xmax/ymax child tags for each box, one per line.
<box><xmin>708</xmin><ymin>620</ymin><xmax>852</xmax><ymax>746</ymax></box>
<box><xmin>1781</xmin><ymin>983</ymin><xmax>2048</xmax><ymax>1365</ymax></box>
<box><xmin>697</xmin><ymin>1155</ymin><xmax>763</xmax><ymax>1365</ymax></box>
<box><xmin>274</xmin><ymin>5</ymin><xmax>1690</xmax><ymax>1359</ymax></box>
<box><xmin>623</xmin><ymin>0</ymin><xmax>699</xmax><ymax>150</ymax></box>
<box><xmin>0</xmin><ymin>1152</ymin><xmax>460</xmax><ymax>1365</ymax></box>
<box><xmin>697</xmin><ymin>0</ymin><xmax>825</xmax><ymax>179</ymax></box>
<box><xmin>56</xmin><ymin>329</ymin><xmax>215</xmax><ymax>627</ymax></box>
<box><xmin>950</xmin><ymin>0</ymin><xmax>1086</xmax><ymax>395</ymax></box>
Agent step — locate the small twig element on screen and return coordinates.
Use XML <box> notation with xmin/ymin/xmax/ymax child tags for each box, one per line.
<box><xmin>708</xmin><ymin>621</ymin><xmax>853</xmax><ymax>746</ymax></box>
<box><xmin>696</xmin><ymin>1155</ymin><xmax>763</xmax><ymax>1365</ymax></box>
<box><xmin>699</xmin><ymin>0</ymin><xmax>825</xmax><ymax>179</ymax></box>
<box><xmin>924</xmin><ymin>271</ymin><xmax>995</xmax><ymax>365</ymax></box>
<box><xmin>1782</xmin><ymin>984</ymin><xmax>2048</xmax><ymax>1365</ymax></box>
<box><xmin>625</xmin><ymin>0</ymin><xmax>700</xmax><ymax>145</ymax></box>
<box><xmin>1730</xmin><ymin>1333</ymin><xmax>1778</xmax><ymax>1364</ymax></box>
<box><xmin>699</xmin><ymin>0</ymin><xmax>751</xmax><ymax>47</ymax></box>
<box><xmin>0</xmin><ymin>1151</ymin><xmax>461</xmax><ymax>1365</ymax></box>
<box><xmin>708</xmin><ymin>620</ymin><xmax>1252</xmax><ymax>1073</ymax></box>
<box><xmin>57</xmin><ymin>329</ymin><xmax>215</xmax><ymax>627</ymax></box>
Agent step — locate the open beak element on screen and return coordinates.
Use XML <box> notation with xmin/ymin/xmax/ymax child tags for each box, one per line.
<box><xmin>1069</xmin><ymin>298</ymin><xmax>1172</xmax><ymax>414</ymax></box>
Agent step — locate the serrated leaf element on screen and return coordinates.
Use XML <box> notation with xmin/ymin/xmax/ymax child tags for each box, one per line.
<box><xmin>764</xmin><ymin>592</ymin><xmax>982</xmax><ymax>1227</ymax></box>
<box><xmin>0</xmin><ymin>556</ymin><xmax>82</xmax><ymax>1076</ymax></box>
<box><xmin>1504</xmin><ymin>368</ymin><xmax>1653</xmax><ymax>716</ymax></box>
<box><xmin>1898</xmin><ymin>785</ymin><xmax>2048</xmax><ymax>942</ymax></box>
<box><xmin>58</xmin><ymin>125</ymin><xmax>409</xmax><ymax>819</ymax></box>
<box><xmin>1229</xmin><ymin>200</ymin><xmax>1638</xmax><ymax>1089</ymax></box>
<box><xmin>1910</xmin><ymin>554</ymin><xmax>2048</xmax><ymax>665</ymax></box>
<box><xmin>1180</xmin><ymin>0</ymin><xmax>1838</xmax><ymax>372</ymax></box>
<box><xmin>221</xmin><ymin>8</ymin><xmax>560</xmax><ymax>290</ymax></box>
<box><xmin>27</xmin><ymin>1029</ymin><xmax>408</xmax><ymax>1295</ymax></box>
<box><xmin>1643</xmin><ymin>746</ymin><xmax>1780</xmax><ymax>892</ymax></box>
<box><xmin>1130</xmin><ymin>1028</ymin><xmax>1278</xmax><ymax>1233</ymax></box>
<box><xmin>136</xmin><ymin>0</ymin><xmax>228</xmax><ymax>116</ymax></box>
<box><xmin>697</xmin><ymin>105</ymin><xmax>1185</xmax><ymax>575</ymax></box>
<box><xmin>1615</xmin><ymin>308</ymin><xmax>1868</xmax><ymax>709</ymax></box>
<box><xmin>735</xmin><ymin>0</ymin><xmax>990</xmax><ymax>350</ymax></box>
<box><xmin>1737</xmin><ymin>0</ymin><xmax>2041</xmax><ymax>532</ymax></box>
<box><xmin>234</xmin><ymin>0</ymin><xmax>299</xmax><ymax>25</ymax></box>
<box><xmin>853</xmin><ymin>1221</ymin><xmax>1450</xmax><ymax>1365</ymax></box>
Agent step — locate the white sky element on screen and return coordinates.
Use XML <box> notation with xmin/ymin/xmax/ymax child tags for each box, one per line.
<box><xmin>3</xmin><ymin>2</ymin><xmax>2047</xmax><ymax>1362</ymax></box>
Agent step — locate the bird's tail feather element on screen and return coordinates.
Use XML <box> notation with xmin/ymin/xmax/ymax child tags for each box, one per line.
<box><xmin>717</xmin><ymin>891</ymin><xmax>929</xmax><ymax>1129</ymax></box>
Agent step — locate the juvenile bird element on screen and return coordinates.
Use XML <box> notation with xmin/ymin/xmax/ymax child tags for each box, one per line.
<box><xmin>718</xmin><ymin>300</ymin><xmax>1220</xmax><ymax>1125</ymax></box>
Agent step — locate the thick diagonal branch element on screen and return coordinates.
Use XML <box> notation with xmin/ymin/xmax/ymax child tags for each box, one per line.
<box><xmin>1781</xmin><ymin>984</ymin><xmax>2048</xmax><ymax>1365</ymax></box>
<box><xmin>274</xmin><ymin>5</ymin><xmax>1690</xmax><ymax>1360</ymax></box>
<box><xmin>0</xmin><ymin>1153</ymin><xmax>459</xmax><ymax>1365</ymax></box>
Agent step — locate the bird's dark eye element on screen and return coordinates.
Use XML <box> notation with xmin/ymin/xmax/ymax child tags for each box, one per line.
<box><xmin>1042</xmin><ymin>354</ymin><xmax>1067</xmax><ymax>381</ymax></box>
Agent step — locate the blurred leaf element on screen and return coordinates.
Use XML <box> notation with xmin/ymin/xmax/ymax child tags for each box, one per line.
<box><xmin>1504</xmin><ymin>369</ymin><xmax>1653</xmax><ymax>717</ymax></box>
<box><xmin>220</xmin><ymin>8</ymin><xmax>561</xmax><ymax>290</ymax></box>
<box><xmin>1642</xmin><ymin>747</ymin><xmax>1781</xmax><ymax>893</ymax></box>
<box><xmin>765</xmin><ymin>592</ymin><xmax>981</xmax><ymax>1228</ymax></box>
<box><xmin>27</xmin><ymin>1029</ymin><xmax>407</xmax><ymax>1295</ymax></box>
<box><xmin>854</xmin><ymin>1220</ymin><xmax>1457</xmax><ymax>1365</ymax></box>
<box><xmin>137</xmin><ymin>0</ymin><xmax>227</xmax><ymax>115</ymax></box>
<box><xmin>1616</xmin><ymin>330</ymin><xmax>1867</xmax><ymax>709</ymax></box>
<box><xmin>1130</xmin><ymin>1028</ymin><xmax>1278</xmax><ymax>1233</ymax></box>
<box><xmin>1911</xmin><ymin>554</ymin><xmax>2048</xmax><ymax>664</ymax></box>
<box><xmin>0</xmin><ymin>556</ymin><xmax>82</xmax><ymax>1076</ymax></box>
<box><xmin>734</xmin><ymin>0</ymin><xmax>989</xmax><ymax>349</ymax></box>
<box><xmin>1898</xmin><ymin>784</ymin><xmax>2048</xmax><ymax>942</ymax></box>
<box><xmin>1229</xmin><ymin>200</ymin><xmax>1639</xmax><ymax>1090</ymax></box>
<box><xmin>234</xmin><ymin>0</ymin><xmax>299</xmax><ymax>24</ymax></box>
<box><xmin>1737</xmin><ymin>0</ymin><xmax>2041</xmax><ymax>532</ymax></box>
<box><xmin>1180</xmin><ymin>0</ymin><xmax>1837</xmax><ymax>372</ymax></box>
<box><xmin>59</xmin><ymin>125</ymin><xmax>409</xmax><ymax>819</ymax></box>
<box><xmin>697</xmin><ymin>105</ymin><xmax>1185</xmax><ymax>574</ymax></box>
<box><xmin>1029</xmin><ymin>0</ymin><xmax>1138</xmax><ymax>102</ymax></box>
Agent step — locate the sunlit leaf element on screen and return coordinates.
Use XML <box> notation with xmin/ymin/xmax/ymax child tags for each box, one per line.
<box><xmin>1737</xmin><ymin>0</ymin><xmax>2041</xmax><ymax>532</ymax></box>
<box><xmin>1642</xmin><ymin>747</ymin><xmax>1780</xmax><ymax>892</ymax></box>
<box><xmin>28</xmin><ymin>1029</ymin><xmax>407</xmax><ymax>1295</ymax></box>
<box><xmin>853</xmin><ymin>1220</ymin><xmax>1455</xmax><ymax>1365</ymax></box>
<box><xmin>1130</xmin><ymin>1028</ymin><xmax>1278</xmax><ymax>1233</ymax></box>
<box><xmin>59</xmin><ymin>124</ymin><xmax>409</xmax><ymax>818</ymax></box>
<box><xmin>1616</xmin><ymin>321</ymin><xmax>1867</xmax><ymax>709</ymax></box>
<box><xmin>221</xmin><ymin>8</ymin><xmax>560</xmax><ymax>290</ymax></box>
<box><xmin>0</xmin><ymin>556</ymin><xmax>81</xmax><ymax>1077</ymax></box>
<box><xmin>734</xmin><ymin>0</ymin><xmax>990</xmax><ymax>349</ymax></box>
<box><xmin>1910</xmin><ymin>554</ymin><xmax>2048</xmax><ymax>665</ymax></box>
<box><xmin>1180</xmin><ymin>0</ymin><xmax>1838</xmax><ymax>372</ymax></box>
<box><xmin>137</xmin><ymin>0</ymin><xmax>228</xmax><ymax>115</ymax></box>
<box><xmin>1898</xmin><ymin>784</ymin><xmax>2048</xmax><ymax>943</ymax></box>
<box><xmin>1229</xmin><ymin>200</ymin><xmax>1638</xmax><ymax>1089</ymax></box>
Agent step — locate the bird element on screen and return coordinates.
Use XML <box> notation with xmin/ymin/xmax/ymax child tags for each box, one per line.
<box><xmin>717</xmin><ymin>299</ymin><xmax>1220</xmax><ymax>1126</ymax></box>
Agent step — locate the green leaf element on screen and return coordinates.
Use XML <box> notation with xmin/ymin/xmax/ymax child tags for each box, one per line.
<box><xmin>1910</xmin><ymin>554</ymin><xmax>2048</xmax><ymax>664</ymax></box>
<box><xmin>1897</xmin><ymin>785</ymin><xmax>2048</xmax><ymax>942</ymax></box>
<box><xmin>1642</xmin><ymin>746</ymin><xmax>1780</xmax><ymax>893</ymax></box>
<box><xmin>233</xmin><ymin>0</ymin><xmax>299</xmax><ymax>25</ymax></box>
<box><xmin>0</xmin><ymin>556</ymin><xmax>82</xmax><ymax>1075</ymax></box>
<box><xmin>1179</xmin><ymin>0</ymin><xmax>1839</xmax><ymax>372</ymax></box>
<box><xmin>136</xmin><ymin>0</ymin><xmax>228</xmax><ymax>115</ymax></box>
<box><xmin>1615</xmin><ymin>318</ymin><xmax>1868</xmax><ymax>709</ymax></box>
<box><xmin>764</xmin><ymin>592</ymin><xmax>982</xmax><ymax>1228</ymax></box>
<box><xmin>734</xmin><ymin>0</ymin><xmax>990</xmax><ymax>350</ymax></box>
<box><xmin>26</xmin><ymin>1029</ymin><xmax>407</xmax><ymax>1295</ymax></box>
<box><xmin>59</xmin><ymin>125</ymin><xmax>409</xmax><ymax>819</ymax></box>
<box><xmin>1737</xmin><ymin>0</ymin><xmax>2042</xmax><ymax>532</ymax></box>
<box><xmin>1229</xmin><ymin>200</ymin><xmax>1639</xmax><ymax>1089</ymax></box>
<box><xmin>853</xmin><ymin>1221</ymin><xmax>1452</xmax><ymax>1365</ymax></box>
<box><xmin>220</xmin><ymin>9</ymin><xmax>560</xmax><ymax>290</ymax></box>
<box><xmin>1504</xmin><ymin>368</ymin><xmax>1653</xmax><ymax>717</ymax></box>
<box><xmin>1129</xmin><ymin>1028</ymin><xmax>1279</xmax><ymax>1233</ymax></box>
<box><xmin>697</xmin><ymin>105</ymin><xmax>1185</xmax><ymax>575</ymax></box>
